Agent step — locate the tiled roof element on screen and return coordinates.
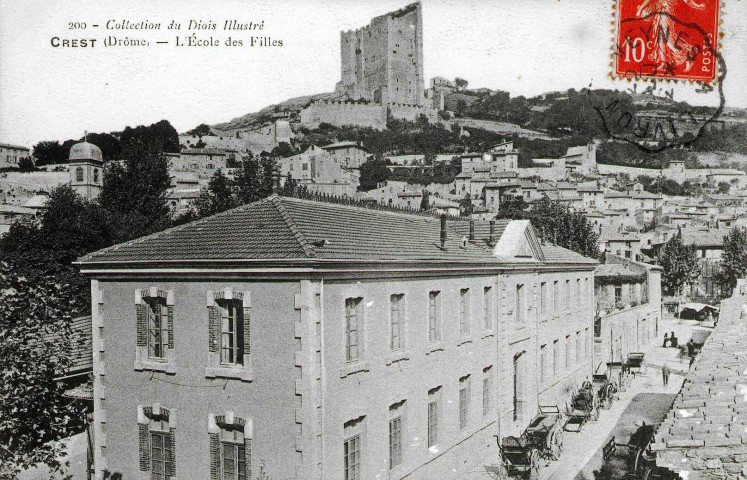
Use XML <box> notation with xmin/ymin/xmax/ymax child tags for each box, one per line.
<box><xmin>44</xmin><ymin>315</ymin><xmax>92</xmax><ymax>376</ymax></box>
<box><xmin>651</xmin><ymin>293</ymin><xmax>747</xmax><ymax>479</ymax></box>
<box><xmin>78</xmin><ymin>196</ymin><xmax>598</xmax><ymax>266</ymax></box>
<box><xmin>322</xmin><ymin>141</ymin><xmax>367</xmax><ymax>151</ymax></box>
<box><xmin>681</xmin><ymin>229</ymin><xmax>727</xmax><ymax>248</ymax></box>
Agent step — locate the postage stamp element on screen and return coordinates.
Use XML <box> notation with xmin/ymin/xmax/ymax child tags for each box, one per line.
<box><xmin>613</xmin><ymin>0</ymin><xmax>721</xmax><ymax>82</ymax></box>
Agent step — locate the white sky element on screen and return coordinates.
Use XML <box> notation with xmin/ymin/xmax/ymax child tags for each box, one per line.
<box><xmin>1</xmin><ymin>0</ymin><xmax>746</xmax><ymax>148</ymax></box>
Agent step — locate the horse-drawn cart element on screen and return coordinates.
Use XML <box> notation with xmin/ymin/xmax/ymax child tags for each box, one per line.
<box><xmin>564</xmin><ymin>381</ymin><xmax>599</xmax><ymax>432</ymax></box>
<box><xmin>485</xmin><ymin>406</ymin><xmax>565</xmax><ymax>478</ymax></box>
<box><xmin>601</xmin><ymin>422</ymin><xmax>676</xmax><ymax>479</ymax></box>
<box><xmin>625</xmin><ymin>352</ymin><xmax>646</xmax><ymax>376</ymax></box>
<box><xmin>592</xmin><ymin>373</ymin><xmax>618</xmax><ymax>409</ymax></box>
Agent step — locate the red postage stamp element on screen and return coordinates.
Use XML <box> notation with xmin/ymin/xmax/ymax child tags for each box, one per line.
<box><xmin>614</xmin><ymin>0</ymin><xmax>720</xmax><ymax>82</ymax></box>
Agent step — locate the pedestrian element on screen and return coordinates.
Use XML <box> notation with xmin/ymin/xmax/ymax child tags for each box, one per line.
<box><xmin>687</xmin><ymin>339</ymin><xmax>694</xmax><ymax>357</ymax></box>
<box><xmin>662</xmin><ymin>364</ymin><xmax>670</xmax><ymax>386</ymax></box>
<box><xmin>670</xmin><ymin>332</ymin><xmax>678</xmax><ymax>348</ymax></box>
<box><xmin>662</xmin><ymin>333</ymin><xmax>669</xmax><ymax>348</ymax></box>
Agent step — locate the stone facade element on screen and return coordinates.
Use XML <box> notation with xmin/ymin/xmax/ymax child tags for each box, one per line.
<box><xmin>337</xmin><ymin>2</ymin><xmax>425</xmax><ymax>107</ymax></box>
<box><xmin>0</xmin><ymin>142</ymin><xmax>30</xmax><ymax>169</ymax></box>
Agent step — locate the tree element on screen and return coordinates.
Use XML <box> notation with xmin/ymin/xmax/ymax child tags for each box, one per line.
<box><xmin>459</xmin><ymin>193</ymin><xmax>473</xmax><ymax>217</ymax></box>
<box><xmin>186</xmin><ymin>123</ymin><xmax>212</xmax><ymax>137</ymax></box>
<box><xmin>281</xmin><ymin>173</ymin><xmax>300</xmax><ymax>196</ymax></box>
<box><xmin>197</xmin><ymin>170</ymin><xmax>236</xmax><ymax>217</ymax></box>
<box><xmin>32</xmin><ymin>141</ymin><xmax>67</xmax><ymax>166</ymax></box>
<box><xmin>455</xmin><ymin>77</ymin><xmax>469</xmax><ymax>91</ymax></box>
<box><xmin>717</xmin><ymin>181</ymin><xmax>731</xmax><ymax>194</ymax></box>
<box><xmin>715</xmin><ymin>227</ymin><xmax>747</xmax><ymax>296</ymax></box>
<box><xmin>420</xmin><ymin>190</ymin><xmax>430</xmax><ymax>210</ymax></box>
<box><xmin>496</xmin><ymin>197</ymin><xmax>599</xmax><ymax>258</ymax></box>
<box><xmin>659</xmin><ymin>232</ymin><xmax>700</xmax><ymax>315</ymax></box>
<box><xmin>98</xmin><ymin>136</ymin><xmax>172</xmax><ymax>243</ymax></box>
<box><xmin>358</xmin><ymin>159</ymin><xmax>391</xmax><ymax>191</ymax></box>
<box><xmin>0</xmin><ymin>258</ymin><xmax>85</xmax><ymax>477</ymax></box>
<box><xmin>234</xmin><ymin>155</ymin><xmax>263</xmax><ymax>204</ymax></box>
<box><xmin>18</xmin><ymin>156</ymin><xmax>36</xmax><ymax>171</ymax></box>
<box><xmin>270</xmin><ymin>142</ymin><xmax>295</xmax><ymax>158</ymax></box>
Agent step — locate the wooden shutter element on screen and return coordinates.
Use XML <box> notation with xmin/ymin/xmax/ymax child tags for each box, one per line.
<box><xmin>136</xmin><ymin>303</ymin><xmax>148</xmax><ymax>347</ymax></box>
<box><xmin>167</xmin><ymin>305</ymin><xmax>175</xmax><ymax>350</ymax></box>
<box><xmin>244</xmin><ymin>438</ymin><xmax>253</xmax><ymax>479</ymax></box>
<box><xmin>243</xmin><ymin>307</ymin><xmax>251</xmax><ymax>357</ymax></box>
<box><xmin>208</xmin><ymin>306</ymin><xmax>219</xmax><ymax>353</ymax></box>
<box><xmin>166</xmin><ymin>428</ymin><xmax>177</xmax><ymax>477</ymax></box>
<box><xmin>208</xmin><ymin>433</ymin><xmax>221</xmax><ymax>480</ymax></box>
<box><xmin>138</xmin><ymin>423</ymin><xmax>150</xmax><ymax>471</ymax></box>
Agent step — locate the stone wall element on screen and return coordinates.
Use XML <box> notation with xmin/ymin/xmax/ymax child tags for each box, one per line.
<box><xmin>300</xmin><ymin>101</ymin><xmax>386</xmax><ymax>130</ymax></box>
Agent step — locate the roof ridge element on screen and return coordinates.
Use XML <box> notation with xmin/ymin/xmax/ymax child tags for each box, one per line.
<box><xmin>272</xmin><ymin>196</ymin><xmax>316</xmax><ymax>258</ymax></box>
<box><xmin>280</xmin><ymin>195</ymin><xmax>464</xmax><ymax>222</ymax></box>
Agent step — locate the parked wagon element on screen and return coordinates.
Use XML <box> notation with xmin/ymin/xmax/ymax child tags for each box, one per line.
<box><xmin>625</xmin><ymin>352</ymin><xmax>646</xmax><ymax>375</ymax></box>
<box><xmin>524</xmin><ymin>405</ymin><xmax>565</xmax><ymax>460</ymax></box>
<box><xmin>592</xmin><ymin>373</ymin><xmax>617</xmax><ymax>409</ymax></box>
<box><xmin>488</xmin><ymin>435</ymin><xmax>541</xmax><ymax>479</ymax></box>
<box><xmin>564</xmin><ymin>381</ymin><xmax>599</xmax><ymax>432</ymax></box>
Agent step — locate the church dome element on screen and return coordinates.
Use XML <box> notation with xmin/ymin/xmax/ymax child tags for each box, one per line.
<box><xmin>69</xmin><ymin>141</ymin><xmax>103</xmax><ymax>162</ymax></box>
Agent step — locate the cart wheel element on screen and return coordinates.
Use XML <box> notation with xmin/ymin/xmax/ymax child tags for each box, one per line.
<box><xmin>485</xmin><ymin>462</ymin><xmax>509</xmax><ymax>480</ymax></box>
<box><xmin>528</xmin><ymin>449</ymin><xmax>541</xmax><ymax>480</ymax></box>
<box><xmin>641</xmin><ymin>466</ymin><xmax>653</xmax><ymax>480</ymax></box>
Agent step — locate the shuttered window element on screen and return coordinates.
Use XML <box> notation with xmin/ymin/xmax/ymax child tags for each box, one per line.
<box><xmin>138</xmin><ymin>407</ymin><xmax>176</xmax><ymax>479</ymax></box>
<box><xmin>209</xmin><ymin>415</ymin><xmax>252</xmax><ymax>480</ymax></box>
<box><xmin>147</xmin><ymin>297</ymin><xmax>169</xmax><ymax>359</ymax></box>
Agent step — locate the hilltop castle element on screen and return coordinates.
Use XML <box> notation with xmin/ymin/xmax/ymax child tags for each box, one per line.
<box><xmin>301</xmin><ymin>2</ymin><xmax>438</xmax><ymax>130</ymax></box>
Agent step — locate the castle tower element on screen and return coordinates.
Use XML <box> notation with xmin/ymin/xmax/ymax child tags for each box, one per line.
<box><xmin>336</xmin><ymin>2</ymin><xmax>425</xmax><ymax>107</ymax></box>
<box><xmin>69</xmin><ymin>138</ymin><xmax>103</xmax><ymax>201</ymax></box>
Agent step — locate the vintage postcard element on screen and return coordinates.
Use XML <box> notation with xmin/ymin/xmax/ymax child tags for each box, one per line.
<box><xmin>1</xmin><ymin>1</ymin><xmax>746</xmax><ymax>479</ymax></box>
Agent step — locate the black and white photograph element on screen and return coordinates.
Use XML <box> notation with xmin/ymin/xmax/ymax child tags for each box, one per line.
<box><xmin>1</xmin><ymin>0</ymin><xmax>747</xmax><ymax>479</ymax></box>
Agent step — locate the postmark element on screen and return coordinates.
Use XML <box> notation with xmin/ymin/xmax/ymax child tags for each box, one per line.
<box><xmin>613</xmin><ymin>0</ymin><xmax>720</xmax><ymax>82</ymax></box>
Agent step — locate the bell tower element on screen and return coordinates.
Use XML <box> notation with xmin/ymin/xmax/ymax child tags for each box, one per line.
<box><xmin>68</xmin><ymin>133</ymin><xmax>104</xmax><ymax>200</ymax></box>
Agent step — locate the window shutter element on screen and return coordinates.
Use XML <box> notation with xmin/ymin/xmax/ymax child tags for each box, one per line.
<box><xmin>138</xmin><ymin>423</ymin><xmax>150</xmax><ymax>471</ymax></box>
<box><xmin>243</xmin><ymin>307</ymin><xmax>251</xmax><ymax>357</ymax></box>
<box><xmin>167</xmin><ymin>305</ymin><xmax>175</xmax><ymax>350</ymax></box>
<box><xmin>166</xmin><ymin>428</ymin><xmax>177</xmax><ymax>477</ymax></box>
<box><xmin>244</xmin><ymin>438</ymin><xmax>253</xmax><ymax>479</ymax></box>
<box><xmin>136</xmin><ymin>303</ymin><xmax>148</xmax><ymax>347</ymax></box>
<box><xmin>208</xmin><ymin>433</ymin><xmax>221</xmax><ymax>480</ymax></box>
<box><xmin>208</xmin><ymin>306</ymin><xmax>219</xmax><ymax>353</ymax></box>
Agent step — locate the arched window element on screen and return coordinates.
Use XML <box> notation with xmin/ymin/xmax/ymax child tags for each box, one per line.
<box><xmin>76</xmin><ymin>167</ymin><xmax>84</xmax><ymax>182</ymax></box>
<box><xmin>93</xmin><ymin>168</ymin><xmax>99</xmax><ymax>183</ymax></box>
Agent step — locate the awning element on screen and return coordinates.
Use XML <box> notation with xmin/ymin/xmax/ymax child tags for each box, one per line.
<box><xmin>681</xmin><ymin>303</ymin><xmax>719</xmax><ymax>312</ymax></box>
<box><xmin>63</xmin><ymin>378</ymin><xmax>93</xmax><ymax>401</ymax></box>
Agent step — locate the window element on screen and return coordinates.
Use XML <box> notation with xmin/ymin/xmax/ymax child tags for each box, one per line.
<box><xmin>76</xmin><ymin>166</ymin><xmax>84</xmax><ymax>182</ymax></box>
<box><xmin>565</xmin><ymin>335</ymin><xmax>572</xmax><ymax>370</ymax></box>
<box><xmin>344</xmin><ymin>418</ymin><xmax>364</xmax><ymax>480</ymax></box>
<box><xmin>585</xmin><ymin>328</ymin><xmax>590</xmax><ymax>358</ymax></box>
<box><xmin>459</xmin><ymin>289</ymin><xmax>470</xmax><ymax>335</ymax></box>
<box><xmin>585</xmin><ymin>277</ymin><xmax>590</xmax><ymax>300</ymax></box>
<box><xmin>459</xmin><ymin>376</ymin><xmax>471</xmax><ymax>430</ymax></box>
<box><xmin>389</xmin><ymin>402</ymin><xmax>405</xmax><ymax>470</ymax></box>
<box><xmin>146</xmin><ymin>296</ymin><xmax>169</xmax><ymax>359</ymax></box>
<box><xmin>93</xmin><ymin>168</ymin><xmax>99</xmax><ymax>183</ymax></box>
<box><xmin>565</xmin><ymin>280</ymin><xmax>571</xmax><ymax>311</ymax></box>
<box><xmin>540</xmin><ymin>282</ymin><xmax>547</xmax><ymax>316</ymax></box>
<box><xmin>345</xmin><ymin>298</ymin><xmax>362</xmax><ymax>362</ymax></box>
<box><xmin>428</xmin><ymin>291</ymin><xmax>440</xmax><ymax>342</ymax></box>
<box><xmin>483</xmin><ymin>287</ymin><xmax>493</xmax><ymax>330</ymax></box>
<box><xmin>540</xmin><ymin>345</ymin><xmax>547</xmax><ymax>383</ymax></box>
<box><xmin>302</xmin><ymin>163</ymin><xmax>309</xmax><ymax>171</ymax></box>
<box><xmin>138</xmin><ymin>405</ymin><xmax>175</xmax><ymax>479</ymax></box>
<box><xmin>390</xmin><ymin>294</ymin><xmax>404</xmax><ymax>351</ymax></box>
<box><xmin>219</xmin><ymin>300</ymin><xmax>244</xmax><ymax>365</ymax></box>
<box><xmin>553</xmin><ymin>340</ymin><xmax>559</xmax><ymax>376</ymax></box>
<box><xmin>482</xmin><ymin>367</ymin><xmax>493</xmax><ymax>416</ymax></box>
<box><xmin>553</xmin><ymin>281</ymin><xmax>559</xmax><ymax>312</ymax></box>
<box><xmin>614</xmin><ymin>285</ymin><xmax>622</xmax><ymax>304</ymax></box>
<box><xmin>576</xmin><ymin>279</ymin><xmax>581</xmax><ymax>307</ymax></box>
<box><xmin>515</xmin><ymin>284</ymin><xmax>525</xmax><ymax>323</ymax></box>
<box><xmin>594</xmin><ymin>317</ymin><xmax>602</xmax><ymax>338</ymax></box>
<box><xmin>221</xmin><ymin>426</ymin><xmax>247</xmax><ymax>480</ymax></box>
<box><xmin>344</xmin><ymin>435</ymin><xmax>360</xmax><ymax>480</ymax></box>
<box><xmin>576</xmin><ymin>332</ymin><xmax>581</xmax><ymax>363</ymax></box>
<box><xmin>427</xmin><ymin>388</ymin><xmax>440</xmax><ymax>447</ymax></box>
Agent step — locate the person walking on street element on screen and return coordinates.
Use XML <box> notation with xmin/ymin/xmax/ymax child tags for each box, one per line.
<box><xmin>662</xmin><ymin>364</ymin><xmax>670</xmax><ymax>386</ymax></box>
<box><xmin>663</xmin><ymin>333</ymin><xmax>669</xmax><ymax>347</ymax></box>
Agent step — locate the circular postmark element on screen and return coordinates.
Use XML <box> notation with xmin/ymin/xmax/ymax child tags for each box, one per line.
<box><xmin>589</xmin><ymin>3</ymin><xmax>727</xmax><ymax>152</ymax></box>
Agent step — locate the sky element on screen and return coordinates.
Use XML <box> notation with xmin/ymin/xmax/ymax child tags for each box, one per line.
<box><xmin>1</xmin><ymin>0</ymin><xmax>746</xmax><ymax>148</ymax></box>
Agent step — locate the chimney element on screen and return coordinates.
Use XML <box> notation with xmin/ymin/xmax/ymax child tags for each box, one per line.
<box><xmin>272</xmin><ymin>163</ymin><xmax>281</xmax><ymax>194</ymax></box>
<box><xmin>489</xmin><ymin>219</ymin><xmax>496</xmax><ymax>246</ymax></box>
<box><xmin>469</xmin><ymin>217</ymin><xmax>475</xmax><ymax>241</ymax></box>
<box><xmin>440</xmin><ymin>214</ymin><xmax>447</xmax><ymax>250</ymax></box>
